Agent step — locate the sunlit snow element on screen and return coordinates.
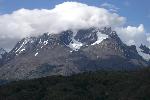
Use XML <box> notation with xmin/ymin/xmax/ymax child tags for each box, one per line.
<box><xmin>91</xmin><ymin>32</ymin><xmax>108</xmax><ymax>45</ymax></box>
<box><xmin>35</xmin><ymin>52</ymin><xmax>38</xmax><ymax>56</ymax></box>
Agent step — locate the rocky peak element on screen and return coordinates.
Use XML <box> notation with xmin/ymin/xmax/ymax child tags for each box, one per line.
<box><xmin>5</xmin><ymin>27</ymin><xmax>144</xmax><ymax>61</ymax></box>
<box><xmin>0</xmin><ymin>48</ymin><xmax>6</xmax><ymax>59</ymax></box>
<box><xmin>74</xmin><ymin>28</ymin><xmax>98</xmax><ymax>45</ymax></box>
<box><xmin>128</xmin><ymin>45</ymin><xmax>138</xmax><ymax>53</ymax></box>
<box><xmin>0</xmin><ymin>48</ymin><xmax>6</xmax><ymax>55</ymax></box>
<box><xmin>100</xmin><ymin>27</ymin><xmax>122</xmax><ymax>44</ymax></box>
<box><xmin>139</xmin><ymin>44</ymin><xmax>150</xmax><ymax>54</ymax></box>
<box><xmin>0</xmin><ymin>48</ymin><xmax>7</xmax><ymax>66</ymax></box>
<box><xmin>59</xmin><ymin>30</ymin><xmax>73</xmax><ymax>45</ymax></box>
<box><xmin>10</xmin><ymin>37</ymin><xmax>37</xmax><ymax>55</ymax></box>
<box><xmin>7</xmin><ymin>27</ymin><xmax>126</xmax><ymax>56</ymax></box>
<box><xmin>100</xmin><ymin>27</ymin><xmax>112</xmax><ymax>35</ymax></box>
<box><xmin>0</xmin><ymin>27</ymin><xmax>149</xmax><ymax>80</ymax></box>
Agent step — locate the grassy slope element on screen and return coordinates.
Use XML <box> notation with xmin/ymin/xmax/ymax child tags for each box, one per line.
<box><xmin>0</xmin><ymin>70</ymin><xmax>150</xmax><ymax>100</ymax></box>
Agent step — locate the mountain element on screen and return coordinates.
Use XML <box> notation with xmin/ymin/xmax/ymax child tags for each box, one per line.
<box><xmin>0</xmin><ymin>27</ymin><xmax>148</xmax><ymax>80</ymax></box>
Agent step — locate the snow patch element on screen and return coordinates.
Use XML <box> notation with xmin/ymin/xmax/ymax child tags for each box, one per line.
<box><xmin>91</xmin><ymin>32</ymin><xmax>108</xmax><ymax>45</ymax></box>
<box><xmin>15</xmin><ymin>38</ymin><xmax>31</xmax><ymax>53</ymax></box>
<box><xmin>39</xmin><ymin>39</ymin><xmax>42</xmax><ymax>44</ymax></box>
<box><xmin>35</xmin><ymin>52</ymin><xmax>38</xmax><ymax>56</ymax></box>
<box><xmin>43</xmin><ymin>40</ymin><xmax>48</xmax><ymax>45</ymax></box>
<box><xmin>19</xmin><ymin>49</ymin><xmax>25</xmax><ymax>54</ymax></box>
<box><xmin>137</xmin><ymin>47</ymin><xmax>150</xmax><ymax>61</ymax></box>
<box><xmin>69</xmin><ymin>38</ymin><xmax>83</xmax><ymax>51</ymax></box>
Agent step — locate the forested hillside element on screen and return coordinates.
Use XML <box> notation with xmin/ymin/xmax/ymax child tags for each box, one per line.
<box><xmin>0</xmin><ymin>69</ymin><xmax>150</xmax><ymax>100</ymax></box>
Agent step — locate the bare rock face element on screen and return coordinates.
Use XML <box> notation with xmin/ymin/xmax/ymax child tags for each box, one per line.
<box><xmin>74</xmin><ymin>28</ymin><xmax>98</xmax><ymax>45</ymax></box>
<box><xmin>0</xmin><ymin>48</ymin><xmax>6</xmax><ymax>58</ymax></box>
<box><xmin>0</xmin><ymin>48</ymin><xmax>7</xmax><ymax>65</ymax></box>
<box><xmin>140</xmin><ymin>44</ymin><xmax>150</xmax><ymax>54</ymax></box>
<box><xmin>0</xmin><ymin>27</ymin><xmax>148</xmax><ymax>80</ymax></box>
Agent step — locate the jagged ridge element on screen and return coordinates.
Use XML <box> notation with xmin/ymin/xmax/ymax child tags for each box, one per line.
<box><xmin>0</xmin><ymin>27</ymin><xmax>148</xmax><ymax>80</ymax></box>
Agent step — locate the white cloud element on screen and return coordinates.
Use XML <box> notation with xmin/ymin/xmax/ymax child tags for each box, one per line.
<box><xmin>116</xmin><ymin>24</ymin><xmax>150</xmax><ymax>47</ymax></box>
<box><xmin>101</xmin><ymin>2</ymin><xmax>119</xmax><ymax>12</ymax></box>
<box><xmin>0</xmin><ymin>1</ymin><xmax>126</xmax><ymax>50</ymax></box>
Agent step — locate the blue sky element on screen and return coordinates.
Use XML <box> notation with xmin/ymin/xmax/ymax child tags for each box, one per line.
<box><xmin>0</xmin><ymin>0</ymin><xmax>150</xmax><ymax>31</ymax></box>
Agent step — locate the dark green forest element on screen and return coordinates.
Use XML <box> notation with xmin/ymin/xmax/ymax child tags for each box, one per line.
<box><xmin>0</xmin><ymin>69</ymin><xmax>150</xmax><ymax>100</ymax></box>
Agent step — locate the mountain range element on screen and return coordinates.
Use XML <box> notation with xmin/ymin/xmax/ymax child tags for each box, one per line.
<box><xmin>0</xmin><ymin>27</ymin><xmax>150</xmax><ymax>80</ymax></box>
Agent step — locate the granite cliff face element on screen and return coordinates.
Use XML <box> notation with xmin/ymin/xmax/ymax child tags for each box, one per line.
<box><xmin>0</xmin><ymin>27</ymin><xmax>148</xmax><ymax>80</ymax></box>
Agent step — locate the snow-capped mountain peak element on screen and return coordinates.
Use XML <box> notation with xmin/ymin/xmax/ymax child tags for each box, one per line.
<box><xmin>0</xmin><ymin>27</ymin><xmax>149</xmax><ymax>80</ymax></box>
<box><xmin>9</xmin><ymin>27</ymin><xmax>132</xmax><ymax>56</ymax></box>
<box><xmin>68</xmin><ymin>27</ymin><xmax>115</xmax><ymax>50</ymax></box>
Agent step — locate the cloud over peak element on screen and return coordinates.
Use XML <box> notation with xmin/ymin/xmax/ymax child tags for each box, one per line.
<box><xmin>0</xmin><ymin>1</ymin><xmax>149</xmax><ymax>50</ymax></box>
<box><xmin>0</xmin><ymin>2</ymin><xmax>126</xmax><ymax>50</ymax></box>
<box><xmin>116</xmin><ymin>24</ymin><xmax>149</xmax><ymax>46</ymax></box>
